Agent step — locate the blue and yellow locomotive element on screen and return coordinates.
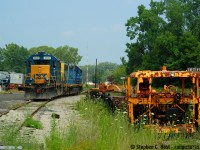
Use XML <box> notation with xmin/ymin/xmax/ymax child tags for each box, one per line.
<box><xmin>24</xmin><ymin>51</ymin><xmax>82</xmax><ymax>99</ymax></box>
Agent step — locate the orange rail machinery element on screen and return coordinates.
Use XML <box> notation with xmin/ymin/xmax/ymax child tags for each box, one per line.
<box><xmin>89</xmin><ymin>82</ymin><xmax>126</xmax><ymax>110</ymax></box>
<box><xmin>126</xmin><ymin>66</ymin><xmax>200</xmax><ymax>133</ymax></box>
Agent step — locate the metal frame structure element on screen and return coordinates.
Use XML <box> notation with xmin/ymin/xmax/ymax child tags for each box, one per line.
<box><xmin>126</xmin><ymin>67</ymin><xmax>200</xmax><ymax>133</ymax></box>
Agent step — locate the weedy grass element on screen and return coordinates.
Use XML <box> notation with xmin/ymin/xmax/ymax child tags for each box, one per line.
<box><xmin>23</xmin><ymin>117</ymin><xmax>43</xmax><ymax>129</ymax></box>
<box><xmin>1</xmin><ymin>97</ymin><xmax>200</xmax><ymax>150</ymax></box>
<box><xmin>45</xmin><ymin>98</ymin><xmax>160</xmax><ymax>149</ymax></box>
<box><xmin>74</xmin><ymin>98</ymin><xmax>158</xmax><ymax>149</ymax></box>
<box><xmin>46</xmin><ymin>98</ymin><xmax>200</xmax><ymax>149</ymax></box>
<box><xmin>0</xmin><ymin>122</ymin><xmax>40</xmax><ymax>150</ymax></box>
<box><xmin>0</xmin><ymin>90</ymin><xmax>12</xmax><ymax>94</ymax></box>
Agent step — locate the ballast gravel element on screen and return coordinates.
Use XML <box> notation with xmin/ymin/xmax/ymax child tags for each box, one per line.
<box><xmin>20</xmin><ymin>95</ymin><xmax>83</xmax><ymax>144</ymax></box>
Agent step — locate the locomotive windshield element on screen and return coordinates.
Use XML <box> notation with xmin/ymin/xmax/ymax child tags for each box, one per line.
<box><xmin>34</xmin><ymin>60</ymin><xmax>50</xmax><ymax>65</ymax></box>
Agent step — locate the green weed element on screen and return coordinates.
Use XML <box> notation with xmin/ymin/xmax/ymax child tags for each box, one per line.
<box><xmin>23</xmin><ymin>117</ymin><xmax>43</xmax><ymax>129</ymax></box>
<box><xmin>0</xmin><ymin>122</ymin><xmax>40</xmax><ymax>150</ymax></box>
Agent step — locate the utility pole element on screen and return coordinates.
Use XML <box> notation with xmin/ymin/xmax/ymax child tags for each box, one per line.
<box><xmin>86</xmin><ymin>63</ymin><xmax>88</xmax><ymax>85</ymax></box>
<box><xmin>95</xmin><ymin>58</ymin><xmax>97</xmax><ymax>88</ymax></box>
<box><xmin>86</xmin><ymin>43</ymin><xmax>88</xmax><ymax>85</ymax></box>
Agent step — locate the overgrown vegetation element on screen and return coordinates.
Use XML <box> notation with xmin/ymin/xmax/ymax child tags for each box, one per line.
<box><xmin>45</xmin><ymin>98</ymin><xmax>154</xmax><ymax>149</ymax></box>
<box><xmin>0</xmin><ymin>122</ymin><xmax>40</xmax><ymax>150</ymax></box>
<box><xmin>1</xmin><ymin>98</ymin><xmax>200</xmax><ymax>149</ymax></box>
<box><xmin>24</xmin><ymin>117</ymin><xmax>43</xmax><ymax>129</ymax></box>
<box><xmin>45</xmin><ymin>98</ymin><xmax>200</xmax><ymax>149</ymax></box>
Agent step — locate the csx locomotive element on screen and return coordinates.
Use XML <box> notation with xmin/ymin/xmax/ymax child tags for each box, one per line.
<box><xmin>24</xmin><ymin>51</ymin><xmax>82</xmax><ymax>99</ymax></box>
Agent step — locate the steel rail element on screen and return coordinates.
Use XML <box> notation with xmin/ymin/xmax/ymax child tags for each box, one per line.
<box><xmin>16</xmin><ymin>99</ymin><xmax>52</xmax><ymax>133</ymax></box>
<box><xmin>0</xmin><ymin>100</ymin><xmax>32</xmax><ymax>117</ymax></box>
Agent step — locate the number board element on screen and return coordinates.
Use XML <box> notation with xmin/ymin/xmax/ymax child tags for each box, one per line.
<box><xmin>34</xmin><ymin>74</ymin><xmax>47</xmax><ymax>79</ymax></box>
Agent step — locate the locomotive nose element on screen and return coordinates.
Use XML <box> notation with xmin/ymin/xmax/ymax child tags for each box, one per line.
<box><xmin>31</xmin><ymin>65</ymin><xmax>50</xmax><ymax>84</ymax></box>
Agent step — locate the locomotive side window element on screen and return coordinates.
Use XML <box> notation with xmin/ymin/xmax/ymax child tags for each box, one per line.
<box><xmin>28</xmin><ymin>61</ymin><xmax>31</xmax><ymax>68</ymax></box>
<box><xmin>53</xmin><ymin>61</ymin><xmax>56</xmax><ymax>68</ymax></box>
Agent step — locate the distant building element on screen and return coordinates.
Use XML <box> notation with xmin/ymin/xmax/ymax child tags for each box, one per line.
<box><xmin>86</xmin><ymin>81</ymin><xmax>95</xmax><ymax>86</ymax></box>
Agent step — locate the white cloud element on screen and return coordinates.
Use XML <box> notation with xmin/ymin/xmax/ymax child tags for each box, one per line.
<box><xmin>62</xmin><ymin>30</ymin><xmax>74</xmax><ymax>37</ymax></box>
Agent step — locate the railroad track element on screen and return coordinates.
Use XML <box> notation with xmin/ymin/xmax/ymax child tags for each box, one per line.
<box><xmin>0</xmin><ymin>100</ymin><xmax>32</xmax><ymax>117</ymax></box>
<box><xmin>0</xmin><ymin>95</ymin><xmax>82</xmax><ymax>149</ymax></box>
<box><xmin>16</xmin><ymin>100</ymin><xmax>51</xmax><ymax>133</ymax></box>
<box><xmin>0</xmin><ymin>98</ymin><xmax>54</xmax><ymax>149</ymax></box>
<box><xmin>0</xmin><ymin>99</ymin><xmax>53</xmax><ymax>134</ymax></box>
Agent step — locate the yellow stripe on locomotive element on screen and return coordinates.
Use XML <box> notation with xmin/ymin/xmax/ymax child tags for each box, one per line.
<box><xmin>31</xmin><ymin>65</ymin><xmax>50</xmax><ymax>84</ymax></box>
<box><xmin>61</xmin><ymin>62</ymin><xmax>65</xmax><ymax>82</ymax></box>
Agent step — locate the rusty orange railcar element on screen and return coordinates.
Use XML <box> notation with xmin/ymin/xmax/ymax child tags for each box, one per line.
<box><xmin>126</xmin><ymin>67</ymin><xmax>200</xmax><ymax>133</ymax></box>
<box><xmin>88</xmin><ymin>82</ymin><xmax>126</xmax><ymax>110</ymax></box>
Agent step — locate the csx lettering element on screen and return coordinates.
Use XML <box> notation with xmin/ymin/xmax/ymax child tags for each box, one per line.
<box><xmin>34</xmin><ymin>74</ymin><xmax>47</xmax><ymax>79</ymax></box>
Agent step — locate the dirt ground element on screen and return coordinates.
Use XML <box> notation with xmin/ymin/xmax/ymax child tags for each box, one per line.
<box><xmin>0</xmin><ymin>91</ymin><xmax>26</xmax><ymax>113</ymax></box>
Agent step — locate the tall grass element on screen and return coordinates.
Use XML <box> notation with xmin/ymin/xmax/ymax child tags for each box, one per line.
<box><xmin>45</xmin><ymin>98</ymin><xmax>200</xmax><ymax>149</ymax></box>
<box><xmin>75</xmin><ymin>99</ymin><xmax>156</xmax><ymax>149</ymax></box>
<box><xmin>1</xmin><ymin>97</ymin><xmax>200</xmax><ymax>149</ymax></box>
<box><xmin>45</xmin><ymin>98</ymin><xmax>159</xmax><ymax>149</ymax></box>
<box><xmin>0</xmin><ymin>121</ymin><xmax>40</xmax><ymax>150</ymax></box>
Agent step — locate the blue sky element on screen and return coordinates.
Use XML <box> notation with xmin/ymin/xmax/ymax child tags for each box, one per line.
<box><xmin>0</xmin><ymin>0</ymin><xmax>150</xmax><ymax>65</ymax></box>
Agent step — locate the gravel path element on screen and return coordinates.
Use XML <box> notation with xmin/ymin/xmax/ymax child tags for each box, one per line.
<box><xmin>20</xmin><ymin>95</ymin><xmax>84</xmax><ymax>147</ymax></box>
<box><xmin>0</xmin><ymin>92</ymin><xmax>84</xmax><ymax>149</ymax></box>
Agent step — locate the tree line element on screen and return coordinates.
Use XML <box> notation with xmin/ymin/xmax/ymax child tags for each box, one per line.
<box><xmin>80</xmin><ymin>61</ymin><xmax>126</xmax><ymax>84</ymax></box>
<box><xmin>0</xmin><ymin>43</ymin><xmax>82</xmax><ymax>73</ymax></box>
<box><xmin>0</xmin><ymin>43</ymin><xmax>126</xmax><ymax>84</ymax></box>
<box><xmin>125</xmin><ymin>0</ymin><xmax>200</xmax><ymax>74</ymax></box>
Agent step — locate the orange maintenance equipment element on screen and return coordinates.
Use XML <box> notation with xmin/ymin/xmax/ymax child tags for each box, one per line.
<box><xmin>126</xmin><ymin>67</ymin><xmax>200</xmax><ymax>133</ymax></box>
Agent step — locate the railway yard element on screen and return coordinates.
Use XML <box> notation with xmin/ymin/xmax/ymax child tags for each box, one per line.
<box><xmin>0</xmin><ymin>92</ymin><xmax>83</xmax><ymax>149</ymax></box>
